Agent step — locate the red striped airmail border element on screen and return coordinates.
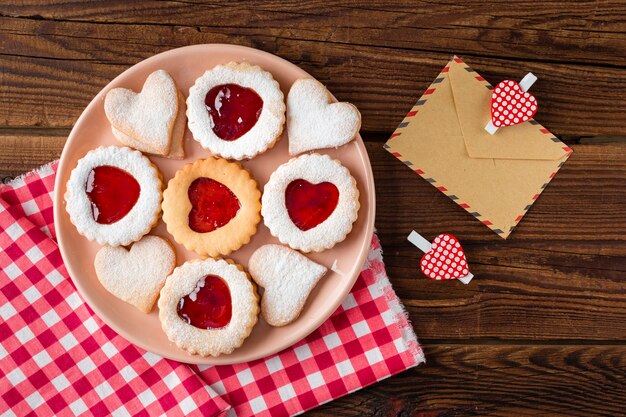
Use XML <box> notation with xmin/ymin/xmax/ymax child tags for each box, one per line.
<box><xmin>385</xmin><ymin>60</ymin><xmax>453</xmax><ymax>143</ymax></box>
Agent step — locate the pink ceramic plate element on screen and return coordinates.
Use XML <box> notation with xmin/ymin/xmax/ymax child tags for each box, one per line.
<box><xmin>54</xmin><ymin>44</ymin><xmax>375</xmax><ymax>365</ymax></box>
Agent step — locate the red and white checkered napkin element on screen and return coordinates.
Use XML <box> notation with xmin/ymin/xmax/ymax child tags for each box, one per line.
<box><xmin>0</xmin><ymin>162</ymin><xmax>424</xmax><ymax>417</ymax></box>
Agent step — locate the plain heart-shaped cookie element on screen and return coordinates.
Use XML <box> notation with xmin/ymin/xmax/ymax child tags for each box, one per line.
<box><xmin>287</xmin><ymin>78</ymin><xmax>361</xmax><ymax>155</ymax></box>
<box><xmin>420</xmin><ymin>234</ymin><xmax>470</xmax><ymax>281</ymax></box>
<box><xmin>105</xmin><ymin>69</ymin><xmax>179</xmax><ymax>155</ymax></box>
<box><xmin>112</xmin><ymin>91</ymin><xmax>186</xmax><ymax>159</ymax></box>
<box><xmin>248</xmin><ymin>244</ymin><xmax>327</xmax><ymax>326</ymax></box>
<box><xmin>94</xmin><ymin>236</ymin><xmax>176</xmax><ymax>313</ymax></box>
<box><xmin>490</xmin><ymin>80</ymin><xmax>538</xmax><ymax>127</ymax></box>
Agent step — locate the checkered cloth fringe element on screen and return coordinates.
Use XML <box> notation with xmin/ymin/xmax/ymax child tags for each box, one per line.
<box><xmin>0</xmin><ymin>161</ymin><xmax>424</xmax><ymax>417</ymax></box>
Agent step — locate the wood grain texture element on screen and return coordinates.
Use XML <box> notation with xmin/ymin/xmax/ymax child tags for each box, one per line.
<box><xmin>1</xmin><ymin>2</ymin><xmax>626</xmax><ymax>135</ymax></box>
<box><xmin>4</xmin><ymin>0</ymin><xmax>626</xmax><ymax>66</ymax></box>
<box><xmin>0</xmin><ymin>134</ymin><xmax>65</xmax><ymax>179</ymax></box>
<box><xmin>2</xmin><ymin>3</ymin><xmax>626</xmax><ymax>415</ymax></box>
<box><xmin>305</xmin><ymin>345</ymin><xmax>626</xmax><ymax>417</ymax></box>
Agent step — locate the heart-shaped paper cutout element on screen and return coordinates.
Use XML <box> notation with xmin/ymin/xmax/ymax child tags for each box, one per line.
<box><xmin>490</xmin><ymin>80</ymin><xmax>538</xmax><ymax>127</ymax></box>
<box><xmin>177</xmin><ymin>274</ymin><xmax>232</xmax><ymax>329</ymax></box>
<box><xmin>105</xmin><ymin>69</ymin><xmax>178</xmax><ymax>154</ymax></box>
<box><xmin>420</xmin><ymin>234</ymin><xmax>470</xmax><ymax>280</ymax></box>
<box><xmin>287</xmin><ymin>78</ymin><xmax>361</xmax><ymax>155</ymax></box>
<box><xmin>86</xmin><ymin>165</ymin><xmax>140</xmax><ymax>225</ymax></box>
<box><xmin>94</xmin><ymin>236</ymin><xmax>176</xmax><ymax>313</ymax></box>
<box><xmin>285</xmin><ymin>179</ymin><xmax>339</xmax><ymax>231</ymax></box>
<box><xmin>188</xmin><ymin>177</ymin><xmax>240</xmax><ymax>233</ymax></box>
<box><xmin>205</xmin><ymin>83</ymin><xmax>264</xmax><ymax>141</ymax></box>
<box><xmin>248</xmin><ymin>244</ymin><xmax>327</xmax><ymax>326</ymax></box>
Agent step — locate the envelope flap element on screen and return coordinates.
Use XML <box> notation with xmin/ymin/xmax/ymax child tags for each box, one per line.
<box><xmin>448</xmin><ymin>57</ymin><xmax>570</xmax><ymax>161</ymax></box>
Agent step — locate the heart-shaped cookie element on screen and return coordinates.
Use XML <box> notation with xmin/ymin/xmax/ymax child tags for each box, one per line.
<box><xmin>420</xmin><ymin>234</ymin><xmax>470</xmax><ymax>281</ymax></box>
<box><xmin>490</xmin><ymin>80</ymin><xmax>538</xmax><ymax>127</ymax></box>
<box><xmin>112</xmin><ymin>91</ymin><xmax>186</xmax><ymax>159</ymax></box>
<box><xmin>248</xmin><ymin>244</ymin><xmax>327</xmax><ymax>326</ymax></box>
<box><xmin>94</xmin><ymin>236</ymin><xmax>176</xmax><ymax>313</ymax></box>
<box><xmin>287</xmin><ymin>78</ymin><xmax>361</xmax><ymax>155</ymax></box>
<box><xmin>105</xmin><ymin>69</ymin><xmax>179</xmax><ymax>155</ymax></box>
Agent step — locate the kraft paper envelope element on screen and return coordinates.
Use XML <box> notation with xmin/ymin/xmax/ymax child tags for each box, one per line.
<box><xmin>384</xmin><ymin>56</ymin><xmax>572</xmax><ymax>238</ymax></box>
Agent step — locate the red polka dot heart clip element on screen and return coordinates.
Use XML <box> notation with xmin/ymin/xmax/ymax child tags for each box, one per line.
<box><xmin>407</xmin><ymin>231</ymin><xmax>473</xmax><ymax>284</ymax></box>
<box><xmin>485</xmin><ymin>73</ymin><xmax>537</xmax><ymax>135</ymax></box>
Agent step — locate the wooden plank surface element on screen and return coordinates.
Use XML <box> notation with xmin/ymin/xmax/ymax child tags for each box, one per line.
<box><xmin>1</xmin><ymin>2</ymin><xmax>626</xmax><ymax>416</ymax></box>
<box><xmin>2</xmin><ymin>3</ymin><xmax>626</xmax><ymax>135</ymax></box>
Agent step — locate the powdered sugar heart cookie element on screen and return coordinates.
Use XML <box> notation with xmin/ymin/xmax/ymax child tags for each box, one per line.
<box><xmin>420</xmin><ymin>234</ymin><xmax>470</xmax><ymax>281</ymax></box>
<box><xmin>105</xmin><ymin>69</ymin><xmax>179</xmax><ymax>155</ymax></box>
<box><xmin>112</xmin><ymin>91</ymin><xmax>186</xmax><ymax>159</ymax></box>
<box><xmin>249</xmin><ymin>244</ymin><xmax>327</xmax><ymax>327</ymax></box>
<box><xmin>287</xmin><ymin>78</ymin><xmax>361</xmax><ymax>155</ymax></box>
<box><xmin>94</xmin><ymin>236</ymin><xmax>176</xmax><ymax>313</ymax></box>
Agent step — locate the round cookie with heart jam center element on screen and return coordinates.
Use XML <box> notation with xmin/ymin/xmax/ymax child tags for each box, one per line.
<box><xmin>162</xmin><ymin>157</ymin><xmax>261</xmax><ymax>257</ymax></box>
<box><xmin>65</xmin><ymin>146</ymin><xmax>162</xmax><ymax>246</ymax></box>
<box><xmin>158</xmin><ymin>258</ymin><xmax>259</xmax><ymax>357</ymax></box>
<box><xmin>262</xmin><ymin>153</ymin><xmax>360</xmax><ymax>253</ymax></box>
<box><xmin>187</xmin><ymin>62</ymin><xmax>286</xmax><ymax>160</ymax></box>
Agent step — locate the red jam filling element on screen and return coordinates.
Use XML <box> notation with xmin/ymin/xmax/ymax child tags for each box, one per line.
<box><xmin>85</xmin><ymin>165</ymin><xmax>140</xmax><ymax>225</ymax></box>
<box><xmin>177</xmin><ymin>275</ymin><xmax>232</xmax><ymax>329</ymax></box>
<box><xmin>204</xmin><ymin>83</ymin><xmax>263</xmax><ymax>141</ymax></box>
<box><xmin>188</xmin><ymin>177</ymin><xmax>240</xmax><ymax>233</ymax></box>
<box><xmin>285</xmin><ymin>179</ymin><xmax>339</xmax><ymax>231</ymax></box>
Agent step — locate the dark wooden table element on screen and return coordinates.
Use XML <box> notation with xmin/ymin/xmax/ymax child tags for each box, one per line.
<box><xmin>2</xmin><ymin>2</ymin><xmax>625</xmax><ymax>416</ymax></box>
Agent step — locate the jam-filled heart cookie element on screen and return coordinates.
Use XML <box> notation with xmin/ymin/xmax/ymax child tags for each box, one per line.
<box><xmin>262</xmin><ymin>153</ymin><xmax>360</xmax><ymax>252</ymax></box>
<box><xmin>187</xmin><ymin>62</ymin><xmax>285</xmax><ymax>160</ymax></box>
<box><xmin>65</xmin><ymin>146</ymin><xmax>162</xmax><ymax>246</ymax></box>
<box><xmin>162</xmin><ymin>157</ymin><xmax>261</xmax><ymax>257</ymax></box>
<box><xmin>95</xmin><ymin>236</ymin><xmax>176</xmax><ymax>313</ymax></box>
<box><xmin>287</xmin><ymin>78</ymin><xmax>361</xmax><ymax>155</ymax></box>
<box><xmin>158</xmin><ymin>258</ymin><xmax>259</xmax><ymax>356</ymax></box>
<box><xmin>249</xmin><ymin>244</ymin><xmax>327</xmax><ymax>327</ymax></box>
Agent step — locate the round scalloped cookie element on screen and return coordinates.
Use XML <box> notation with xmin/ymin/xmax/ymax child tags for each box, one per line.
<box><xmin>261</xmin><ymin>153</ymin><xmax>360</xmax><ymax>252</ymax></box>
<box><xmin>186</xmin><ymin>62</ymin><xmax>285</xmax><ymax>160</ymax></box>
<box><xmin>64</xmin><ymin>146</ymin><xmax>162</xmax><ymax>246</ymax></box>
<box><xmin>162</xmin><ymin>157</ymin><xmax>261</xmax><ymax>257</ymax></box>
<box><xmin>158</xmin><ymin>258</ymin><xmax>259</xmax><ymax>357</ymax></box>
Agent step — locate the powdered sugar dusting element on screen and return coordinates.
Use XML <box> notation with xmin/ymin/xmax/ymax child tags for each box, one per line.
<box><xmin>248</xmin><ymin>244</ymin><xmax>327</xmax><ymax>326</ymax></box>
<box><xmin>104</xmin><ymin>70</ymin><xmax>178</xmax><ymax>154</ymax></box>
<box><xmin>94</xmin><ymin>236</ymin><xmax>175</xmax><ymax>313</ymax></box>
<box><xmin>187</xmin><ymin>62</ymin><xmax>285</xmax><ymax>160</ymax></box>
<box><xmin>158</xmin><ymin>258</ymin><xmax>259</xmax><ymax>357</ymax></box>
<box><xmin>287</xmin><ymin>78</ymin><xmax>361</xmax><ymax>155</ymax></box>
<box><xmin>64</xmin><ymin>146</ymin><xmax>162</xmax><ymax>246</ymax></box>
<box><xmin>111</xmin><ymin>91</ymin><xmax>186</xmax><ymax>160</ymax></box>
<box><xmin>261</xmin><ymin>154</ymin><xmax>360</xmax><ymax>252</ymax></box>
